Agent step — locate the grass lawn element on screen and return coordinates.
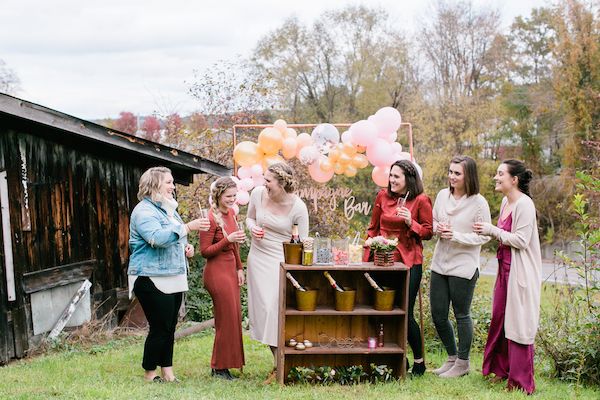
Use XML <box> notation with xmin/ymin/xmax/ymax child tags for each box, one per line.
<box><xmin>0</xmin><ymin>277</ymin><xmax>597</xmax><ymax>400</ymax></box>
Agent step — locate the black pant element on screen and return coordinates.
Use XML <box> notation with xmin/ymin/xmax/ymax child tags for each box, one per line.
<box><xmin>430</xmin><ymin>269</ymin><xmax>479</xmax><ymax>360</ymax></box>
<box><xmin>408</xmin><ymin>264</ymin><xmax>423</xmax><ymax>360</ymax></box>
<box><xmin>134</xmin><ymin>276</ymin><xmax>182</xmax><ymax>371</ymax></box>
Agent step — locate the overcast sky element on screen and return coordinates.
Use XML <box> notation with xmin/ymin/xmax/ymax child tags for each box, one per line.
<box><xmin>1</xmin><ymin>0</ymin><xmax>548</xmax><ymax>120</ymax></box>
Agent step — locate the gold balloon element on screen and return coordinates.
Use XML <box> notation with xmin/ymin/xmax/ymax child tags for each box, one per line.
<box><xmin>281</xmin><ymin>137</ymin><xmax>297</xmax><ymax>159</ymax></box>
<box><xmin>352</xmin><ymin>153</ymin><xmax>369</xmax><ymax>169</ymax></box>
<box><xmin>320</xmin><ymin>157</ymin><xmax>334</xmax><ymax>172</ymax></box>
<box><xmin>334</xmin><ymin>163</ymin><xmax>345</xmax><ymax>175</ymax></box>
<box><xmin>338</xmin><ymin>152</ymin><xmax>352</xmax><ymax>165</ymax></box>
<box><xmin>258</xmin><ymin>127</ymin><xmax>283</xmax><ymax>155</ymax></box>
<box><xmin>356</xmin><ymin>145</ymin><xmax>367</xmax><ymax>153</ymax></box>
<box><xmin>233</xmin><ymin>141</ymin><xmax>261</xmax><ymax>167</ymax></box>
<box><xmin>342</xmin><ymin>142</ymin><xmax>357</xmax><ymax>156</ymax></box>
<box><xmin>329</xmin><ymin>149</ymin><xmax>341</xmax><ymax>163</ymax></box>
<box><xmin>344</xmin><ymin>165</ymin><xmax>358</xmax><ymax>177</ymax></box>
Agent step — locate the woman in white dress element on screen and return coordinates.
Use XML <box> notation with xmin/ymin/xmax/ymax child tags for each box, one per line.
<box><xmin>245</xmin><ymin>162</ymin><xmax>309</xmax><ymax>382</ymax></box>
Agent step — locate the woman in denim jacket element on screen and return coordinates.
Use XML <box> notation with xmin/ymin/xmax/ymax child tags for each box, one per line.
<box><xmin>128</xmin><ymin>166</ymin><xmax>210</xmax><ymax>383</ymax></box>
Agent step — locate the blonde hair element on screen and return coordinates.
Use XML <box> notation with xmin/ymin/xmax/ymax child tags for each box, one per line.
<box><xmin>268</xmin><ymin>162</ymin><xmax>297</xmax><ymax>193</ymax></box>
<box><xmin>137</xmin><ymin>166</ymin><xmax>172</xmax><ymax>201</ymax></box>
<box><xmin>210</xmin><ymin>177</ymin><xmax>238</xmax><ymax>231</ymax></box>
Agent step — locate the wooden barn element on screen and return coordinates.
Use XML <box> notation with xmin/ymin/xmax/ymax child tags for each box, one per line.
<box><xmin>0</xmin><ymin>93</ymin><xmax>229</xmax><ymax>363</ymax></box>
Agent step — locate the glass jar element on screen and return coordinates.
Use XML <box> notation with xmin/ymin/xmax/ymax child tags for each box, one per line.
<box><xmin>314</xmin><ymin>236</ymin><xmax>333</xmax><ymax>265</ymax></box>
<box><xmin>331</xmin><ymin>238</ymin><xmax>349</xmax><ymax>265</ymax></box>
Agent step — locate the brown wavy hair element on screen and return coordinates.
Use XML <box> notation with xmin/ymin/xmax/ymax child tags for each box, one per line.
<box><xmin>137</xmin><ymin>166</ymin><xmax>171</xmax><ymax>201</ymax></box>
<box><xmin>210</xmin><ymin>177</ymin><xmax>238</xmax><ymax>231</ymax></box>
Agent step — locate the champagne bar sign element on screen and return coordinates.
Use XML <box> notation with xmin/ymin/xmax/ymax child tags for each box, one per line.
<box><xmin>296</xmin><ymin>186</ymin><xmax>372</xmax><ymax>220</ymax></box>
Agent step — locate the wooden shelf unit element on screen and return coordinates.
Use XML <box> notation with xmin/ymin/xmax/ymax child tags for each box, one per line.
<box><xmin>277</xmin><ymin>262</ymin><xmax>409</xmax><ymax>384</ymax></box>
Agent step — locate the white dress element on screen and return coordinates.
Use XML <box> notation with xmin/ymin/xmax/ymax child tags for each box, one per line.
<box><xmin>246</xmin><ymin>186</ymin><xmax>309</xmax><ymax>346</ymax></box>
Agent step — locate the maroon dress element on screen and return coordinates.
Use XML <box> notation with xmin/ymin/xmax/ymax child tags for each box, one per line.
<box><xmin>200</xmin><ymin>209</ymin><xmax>245</xmax><ymax>370</ymax></box>
<box><xmin>482</xmin><ymin>212</ymin><xmax>535</xmax><ymax>394</ymax></box>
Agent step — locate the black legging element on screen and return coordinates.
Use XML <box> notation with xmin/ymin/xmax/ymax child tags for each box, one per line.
<box><xmin>407</xmin><ymin>264</ymin><xmax>423</xmax><ymax>360</ymax></box>
<box><xmin>430</xmin><ymin>269</ymin><xmax>479</xmax><ymax>360</ymax></box>
<box><xmin>134</xmin><ymin>276</ymin><xmax>182</xmax><ymax>371</ymax></box>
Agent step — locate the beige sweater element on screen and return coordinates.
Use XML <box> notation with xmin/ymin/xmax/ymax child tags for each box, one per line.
<box><xmin>481</xmin><ymin>195</ymin><xmax>542</xmax><ymax>345</ymax></box>
<box><xmin>431</xmin><ymin>189</ymin><xmax>491</xmax><ymax>279</ymax></box>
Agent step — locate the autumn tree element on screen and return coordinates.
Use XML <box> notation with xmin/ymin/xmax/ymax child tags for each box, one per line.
<box><xmin>114</xmin><ymin>111</ymin><xmax>137</xmax><ymax>134</ymax></box>
<box><xmin>140</xmin><ymin>115</ymin><xmax>161</xmax><ymax>142</ymax></box>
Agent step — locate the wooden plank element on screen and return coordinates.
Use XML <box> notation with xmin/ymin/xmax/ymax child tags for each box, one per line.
<box><xmin>22</xmin><ymin>259</ymin><xmax>95</xmax><ymax>294</ymax></box>
<box><xmin>285</xmin><ymin>306</ymin><xmax>406</xmax><ymax>316</ymax></box>
<box><xmin>0</xmin><ymin>171</ymin><xmax>16</xmax><ymax>301</ymax></box>
<box><xmin>284</xmin><ymin>343</ymin><xmax>404</xmax><ymax>355</ymax></box>
<box><xmin>283</xmin><ymin>263</ymin><xmax>408</xmax><ymax>271</ymax></box>
<box><xmin>47</xmin><ymin>279</ymin><xmax>91</xmax><ymax>339</ymax></box>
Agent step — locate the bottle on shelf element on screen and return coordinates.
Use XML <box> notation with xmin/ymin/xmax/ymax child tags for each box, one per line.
<box><xmin>290</xmin><ymin>223</ymin><xmax>301</xmax><ymax>244</ymax></box>
<box><xmin>286</xmin><ymin>272</ymin><xmax>306</xmax><ymax>291</ymax></box>
<box><xmin>364</xmin><ymin>273</ymin><xmax>384</xmax><ymax>292</ymax></box>
<box><xmin>378</xmin><ymin>323</ymin><xmax>385</xmax><ymax>347</ymax></box>
<box><xmin>323</xmin><ymin>271</ymin><xmax>344</xmax><ymax>292</ymax></box>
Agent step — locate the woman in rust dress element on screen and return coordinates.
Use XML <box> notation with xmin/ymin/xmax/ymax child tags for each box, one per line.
<box><xmin>200</xmin><ymin>177</ymin><xmax>247</xmax><ymax>380</ymax></box>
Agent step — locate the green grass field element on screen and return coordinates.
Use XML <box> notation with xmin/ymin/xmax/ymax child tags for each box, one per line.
<box><xmin>0</xmin><ymin>276</ymin><xmax>597</xmax><ymax>399</ymax></box>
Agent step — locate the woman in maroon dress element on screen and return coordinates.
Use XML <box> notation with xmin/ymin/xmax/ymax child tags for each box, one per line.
<box><xmin>200</xmin><ymin>177</ymin><xmax>247</xmax><ymax>380</ymax></box>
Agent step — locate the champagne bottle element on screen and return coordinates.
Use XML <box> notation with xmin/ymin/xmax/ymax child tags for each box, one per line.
<box><xmin>364</xmin><ymin>273</ymin><xmax>384</xmax><ymax>292</ymax></box>
<box><xmin>323</xmin><ymin>271</ymin><xmax>344</xmax><ymax>292</ymax></box>
<box><xmin>290</xmin><ymin>223</ymin><xmax>301</xmax><ymax>243</ymax></box>
<box><xmin>286</xmin><ymin>272</ymin><xmax>306</xmax><ymax>291</ymax></box>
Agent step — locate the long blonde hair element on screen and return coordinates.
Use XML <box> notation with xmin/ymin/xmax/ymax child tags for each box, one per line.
<box><xmin>210</xmin><ymin>177</ymin><xmax>238</xmax><ymax>231</ymax></box>
<box><xmin>137</xmin><ymin>166</ymin><xmax>171</xmax><ymax>201</ymax></box>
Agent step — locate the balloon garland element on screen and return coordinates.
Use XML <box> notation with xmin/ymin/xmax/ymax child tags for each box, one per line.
<box><xmin>232</xmin><ymin>107</ymin><xmax>421</xmax><ymax>206</ymax></box>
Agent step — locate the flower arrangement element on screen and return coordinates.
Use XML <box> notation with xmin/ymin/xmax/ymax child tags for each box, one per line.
<box><xmin>365</xmin><ymin>236</ymin><xmax>398</xmax><ymax>252</ymax></box>
<box><xmin>287</xmin><ymin>364</ymin><xmax>390</xmax><ymax>385</ymax></box>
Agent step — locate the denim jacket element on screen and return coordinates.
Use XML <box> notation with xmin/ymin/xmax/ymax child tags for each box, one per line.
<box><xmin>127</xmin><ymin>197</ymin><xmax>188</xmax><ymax>276</ymax></box>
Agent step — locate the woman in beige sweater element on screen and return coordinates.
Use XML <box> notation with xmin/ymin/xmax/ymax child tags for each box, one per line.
<box><xmin>474</xmin><ymin>159</ymin><xmax>542</xmax><ymax>395</ymax></box>
<box><xmin>430</xmin><ymin>156</ymin><xmax>491</xmax><ymax>378</ymax></box>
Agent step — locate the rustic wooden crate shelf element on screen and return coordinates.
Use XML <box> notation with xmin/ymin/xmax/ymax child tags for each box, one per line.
<box><xmin>277</xmin><ymin>262</ymin><xmax>410</xmax><ymax>384</ymax></box>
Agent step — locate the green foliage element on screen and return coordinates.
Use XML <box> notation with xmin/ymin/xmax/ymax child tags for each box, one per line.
<box><xmin>287</xmin><ymin>364</ymin><xmax>378</xmax><ymax>385</ymax></box>
<box><xmin>537</xmin><ymin>170</ymin><xmax>600</xmax><ymax>386</ymax></box>
<box><xmin>369</xmin><ymin>363</ymin><xmax>394</xmax><ymax>383</ymax></box>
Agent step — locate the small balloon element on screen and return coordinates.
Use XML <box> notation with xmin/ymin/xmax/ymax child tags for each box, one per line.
<box><xmin>298</xmin><ymin>145</ymin><xmax>320</xmax><ymax>165</ymax></box>
<box><xmin>366</xmin><ymin>138</ymin><xmax>396</xmax><ymax>167</ymax></box>
<box><xmin>262</xmin><ymin>154</ymin><xmax>285</xmax><ymax>170</ymax></box>
<box><xmin>311</xmin><ymin>123</ymin><xmax>340</xmax><ymax>149</ymax></box>
<box><xmin>373</xmin><ymin>107</ymin><xmax>402</xmax><ymax>133</ymax></box>
<box><xmin>334</xmin><ymin>163</ymin><xmax>345</xmax><ymax>175</ymax></box>
<box><xmin>341</xmin><ymin>130</ymin><xmax>353</xmax><ymax>144</ymax></box>
<box><xmin>295</xmin><ymin>133</ymin><xmax>313</xmax><ymax>156</ymax></box>
<box><xmin>349</xmin><ymin>120</ymin><xmax>378</xmax><ymax>147</ymax></box>
<box><xmin>320</xmin><ymin>157</ymin><xmax>334</xmax><ymax>172</ymax></box>
<box><xmin>413</xmin><ymin>161</ymin><xmax>423</xmax><ymax>179</ymax></box>
<box><xmin>237</xmin><ymin>166</ymin><xmax>252</xmax><ymax>180</ymax></box>
<box><xmin>308</xmin><ymin>157</ymin><xmax>334</xmax><ymax>183</ymax></box>
<box><xmin>338</xmin><ymin>152</ymin><xmax>352</xmax><ymax>165</ymax></box>
<box><xmin>281</xmin><ymin>137</ymin><xmax>298</xmax><ymax>159</ymax></box>
<box><xmin>391</xmin><ymin>142</ymin><xmax>403</xmax><ymax>155</ymax></box>
<box><xmin>273</xmin><ymin>119</ymin><xmax>287</xmax><ymax>134</ymax></box>
<box><xmin>236</xmin><ymin>190</ymin><xmax>250</xmax><ymax>205</ymax></box>
<box><xmin>239</xmin><ymin>177</ymin><xmax>255</xmax><ymax>192</ymax></box>
<box><xmin>352</xmin><ymin>153</ymin><xmax>369</xmax><ymax>169</ymax></box>
<box><xmin>396</xmin><ymin>151</ymin><xmax>412</xmax><ymax>161</ymax></box>
<box><xmin>286</xmin><ymin>128</ymin><xmax>298</xmax><ymax>138</ymax></box>
<box><xmin>341</xmin><ymin>142</ymin><xmax>357</xmax><ymax>156</ymax></box>
<box><xmin>344</xmin><ymin>165</ymin><xmax>358</xmax><ymax>177</ymax></box>
<box><xmin>233</xmin><ymin>141</ymin><xmax>261</xmax><ymax>167</ymax></box>
<box><xmin>250</xmin><ymin>164</ymin><xmax>263</xmax><ymax>178</ymax></box>
<box><xmin>388</xmin><ymin>131</ymin><xmax>398</xmax><ymax>143</ymax></box>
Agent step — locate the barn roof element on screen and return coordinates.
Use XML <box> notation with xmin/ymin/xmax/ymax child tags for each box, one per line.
<box><xmin>0</xmin><ymin>93</ymin><xmax>230</xmax><ymax>184</ymax></box>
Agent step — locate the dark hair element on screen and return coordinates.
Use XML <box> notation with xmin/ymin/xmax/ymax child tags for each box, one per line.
<box><xmin>449</xmin><ymin>155</ymin><xmax>479</xmax><ymax>196</ymax></box>
<box><xmin>502</xmin><ymin>159</ymin><xmax>533</xmax><ymax>197</ymax></box>
<box><xmin>387</xmin><ymin>159</ymin><xmax>423</xmax><ymax>201</ymax></box>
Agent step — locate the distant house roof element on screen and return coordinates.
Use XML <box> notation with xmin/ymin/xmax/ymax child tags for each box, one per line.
<box><xmin>0</xmin><ymin>93</ymin><xmax>230</xmax><ymax>184</ymax></box>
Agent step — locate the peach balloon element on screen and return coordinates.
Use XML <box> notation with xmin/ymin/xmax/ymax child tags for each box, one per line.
<box><xmin>258</xmin><ymin>127</ymin><xmax>283</xmax><ymax>155</ymax></box>
<box><xmin>295</xmin><ymin>133</ymin><xmax>312</xmax><ymax>156</ymax></box>
<box><xmin>356</xmin><ymin>145</ymin><xmax>367</xmax><ymax>153</ymax></box>
<box><xmin>334</xmin><ymin>163</ymin><xmax>345</xmax><ymax>175</ymax></box>
<box><xmin>352</xmin><ymin>153</ymin><xmax>369</xmax><ymax>169</ymax></box>
<box><xmin>286</xmin><ymin>128</ymin><xmax>298</xmax><ymax>138</ymax></box>
<box><xmin>344</xmin><ymin>165</ymin><xmax>358</xmax><ymax>177</ymax></box>
<box><xmin>233</xmin><ymin>141</ymin><xmax>261</xmax><ymax>167</ymax></box>
<box><xmin>338</xmin><ymin>152</ymin><xmax>352</xmax><ymax>165</ymax></box>
<box><xmin>281</xmin><ymin>137</ymin><xmax>298</xmax><ymax>159</ymax></box>
<box><xmin>372</xmin><ymin>166</ymin><xmax>390</xmax><ymax>187</ymax></box>
<box><xmin>308</xmin><ymin>158</ymin><xmax>334</xmax><ymax>183</ymax></box>
<box><xmin>328</xmin><ymin>148</ymin><xmax>341</xmax><ymax>163</ymax></box>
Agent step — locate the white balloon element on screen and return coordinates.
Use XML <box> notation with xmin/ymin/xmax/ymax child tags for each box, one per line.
<box><xmin>341</xmin><ymin>130</ymin><xmax>353</xmax><ymax>144</ymax></box>
<box><xmin>413</xmin><ymin>161</ymin><xmax>423</xmax><ymax>179</ymax></box>
<box><xmin>387</xmin><ymin>131</ymin><xmax>398</xmax><ymax>143</ymax></box>
<box><xmin>298</xmin><ymin>145</ymin><xmax>320</xmax><ymax>165</ymax></box>
<box><xmin>237</xmin><ymin>166</ymin><xmax>252</xmax><ymax>180</ymax></box>
<box><xmin>239</xmin><ymin>177</ymin><xmax>255</xmax><ymax>192</ymax></box>
<box><xmin>391</xmin><ymin>142</ymin><xmax>403</xmax><ymax>154</ymax></box>
<box><xmin>311</xmin><ymin>123</ymin><xmax>340</xmax><ymax>149</ymax></box>
<box><xmin>250</xmin><ymin>164</ymin><xmax>263</xmax><ymax>178</ymax></box>
<box><xmin>374</xmin><ymin>106</ymin><xmax>402</xmax><ymax>133</ymax></box>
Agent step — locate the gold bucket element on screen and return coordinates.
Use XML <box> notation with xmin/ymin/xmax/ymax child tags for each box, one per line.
<box><xmin>374</xmin><ymin>287</ymin><xmax>396</xmax><ymax>311</ymax></box>
<box><xmin>335</xmin><ymin>287</ymin><xmax>356</xmax><ymax>311</ymax></box>
<box><xmin>283</xmin><ymin>242</ymin><xmax>303</xmax><ymax>265</ymax></box>
<box><xmin>296</xmin><ymin>288</ymin><xmax>318</xmax><ymax>311</ymax></box>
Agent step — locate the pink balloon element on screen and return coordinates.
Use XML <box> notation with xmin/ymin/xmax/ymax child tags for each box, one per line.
<box><xmin>231</xmin><ymin>203</ymin><xmax>240</xmax><ymax>215</ymax></box>
<box><xmin>239</xmin><ymin>177</ymin><xmax>255</xmax><ymax>191</ymax></box>
<box><xmin>250</xmin><ymin>164</ymin><xmax>263</xmax><ymax>178</ymax></box>
<box><xmin>388</xmin><ymin>131</ymin><xmax>398</xmax><ymax>142</ymax></box>
<box><xmin>396</xmin><ymin>151</ymin><xmax>412</xmax><ymax>161</ymax></box>
<box><xmin>308</xmin><ymin>157</ymin><xmax>334</xmax><ymax>183</ymax></box>
<box><xmin>366</xmin><ymin>138</ymin><xmax>396</xmax><ymax>167</ymax></box>
<box><xmin>237</xmin><ymin>166</ymin><xmax>252</xmax><ymax>180</ymax></box>
<box><xmin>374</xmin><ymin>107</ymin><xmax>402</xmax><ymax>133</ymax></box>
<box><xmin>372</xmin><ymin>166</ymin><xmax>390</xmax><ymax>187</ymax></box>
<box><xmin>349</xmin><ymin>120</ymin><xmax>378</xmax><ymax>147</ymax></box>
<box><xmin>391</xmin><ymin>142</ymin><xmax>403</xmax><ymax>154</ymax></box>
<box><xmin>296</xmin><ymin>132</ymin><xmax>312</xmax><ymax>150</ymax></box>
<box><xmin>253</xmin><ymin>175</ymin><xmax>265</xmax><ymax>187</ymax></box>
<box><xmin>235</xmin><ymin>190</ymin><xmax>250</xmax><ymax>205</ymax></box>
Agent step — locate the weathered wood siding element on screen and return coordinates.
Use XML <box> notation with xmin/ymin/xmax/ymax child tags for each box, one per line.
<box><xmin>0</xmin><ymin>116</ymin><xmax>145</xmax><ymax>362</ymax></box>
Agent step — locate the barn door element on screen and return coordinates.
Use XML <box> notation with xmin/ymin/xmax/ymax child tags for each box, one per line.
<box><xmin>0</xmin><ymin>170</ymin><xmax>14</xmax><ymax>363</ymax></box>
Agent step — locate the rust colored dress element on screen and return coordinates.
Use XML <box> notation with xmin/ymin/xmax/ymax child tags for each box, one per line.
<box><xmin>200</xmin><ymin>209</ymin><xmax>245</xmax><ymax>370</ymax></box>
